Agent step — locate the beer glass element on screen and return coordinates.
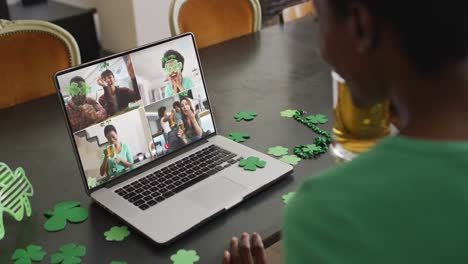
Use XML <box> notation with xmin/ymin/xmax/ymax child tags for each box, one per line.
<box><xmin>331</xmin><ymin>72</ymin><xmax>391</xmax><ymax>161</ymax></box>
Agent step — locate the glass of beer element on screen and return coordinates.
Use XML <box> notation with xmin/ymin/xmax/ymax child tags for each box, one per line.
<box><xmin>331</xmin><ymin>71</ymin><xmax>391</xmax><ymax>161</ymax></box>
<box><xmin>178</xmin><ymin>120</ymin><xmax>185</xmax><ymax>131</ymax></box>
<box><xmin>106</xmin><ymin>144</ymin><xmax>116</xmax><ymax>159</ymax></box>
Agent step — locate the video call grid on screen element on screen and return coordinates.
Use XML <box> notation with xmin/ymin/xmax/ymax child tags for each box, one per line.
<box><xmin>56</xmin><ymin>34</ymin><xmax>216</xmax><ymax>190</ymax></box>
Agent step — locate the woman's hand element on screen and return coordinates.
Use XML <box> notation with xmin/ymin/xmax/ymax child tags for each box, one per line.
<box><xmin>114</xmin><ymin>157</ymin><xmax>121</xmax><ymax>164</ymax></box>
<box><xmin>97</xmin><ymin>77</ymin><xmax>108</xmax><ymax>87</ymax></box>
<box><xmin>177</xmin><ymin>129</ymin><xmax>185</xmax><ymax>139</ymax></box>
<box><xmin>223</xmin><ymin>233</ymin><xmax>268</xmax><ymax>264</ymax></box>
<box><xmin>186</xmin><ymin>110</ymin><xmax>196</xmax><ymax>122</ymax></box>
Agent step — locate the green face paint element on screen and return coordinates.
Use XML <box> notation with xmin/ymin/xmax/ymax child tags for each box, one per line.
<box><xmin>66</xmin><ymin>82</ymin><xmax>92</xmax><ymax>97</ymax></box>
<box><xmin>164</xmin><ymin>59</ymin><xmax>183</xmax><ymax>76</ymax></box>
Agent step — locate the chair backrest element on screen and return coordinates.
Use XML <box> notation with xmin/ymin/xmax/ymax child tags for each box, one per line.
<box><xmin>0</xmin><ymin>19</ymin><xmax>80</xmax><ymax>110</ymax></box>
<box><xmin>170</xmin><ymin>0</ymin><xmax>262</xmax><ymax>48</ymax></box>
<box><xmin>281</xmin><ymin>0</ymin><xmax>316</xmax><ymax>23</ymax></box>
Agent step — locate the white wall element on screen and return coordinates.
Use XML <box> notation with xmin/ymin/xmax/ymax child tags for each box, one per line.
<box><xmin>96</xmin><ymin>0</ymin><xmax>172</xmax><ymax>52</ymax></box>
<box><xmin>132</xmin><ymin>0</ymin><xmax>172</xmax><ymax>46</ymax></box>
<box><xmin>96</xmin><ymin>0</ymin><xmax>137</xmax><ymax>53</ymax></box>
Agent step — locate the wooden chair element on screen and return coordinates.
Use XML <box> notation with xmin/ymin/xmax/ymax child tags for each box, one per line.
<box><xmin>281</xmin><ymin>0</ymin><xmax>316</xmax><ymax>24</ymax></box>
<box><xmin>169</xmin><ymin>0</ymin><xmax>262</xmax><ymax>48</ymax></box>
<box><xmin>0</xmin><ymin>19</ymin><xmax>80</xmax><ymax>110</ymax></box>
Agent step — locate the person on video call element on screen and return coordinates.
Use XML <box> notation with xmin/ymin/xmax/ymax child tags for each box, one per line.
<box><xmin>161</xmin><ymin>50</ymin><xmax>193</xmax><ymax>98</ymax></box>
<box><xmin>65</xmin><ymin>76</ymin><xmax>107</xmax><ymax>131</ymax></box>
<box><xmin>177</xmin><ymin>97</ymin><xmax>203</xmax><ymax>145</ymax></box>
<box><xmin>158</xmin><ymin>106</ymin><xmax>172</xmax><ymax>139</ymax></box>
<box><xmin>100</xmin><ymin>125</ymin><xmax>133</xmax><ymax>177</ymax></box>
<box><xmin>97</xmin><ymin>69</ymin><xmax>139</xmax><ymax>116</ymax></box>
<box><xmin>172</xmin><ymin>101</ymin><xmax>183</xmax><ymax>129</ymax></box>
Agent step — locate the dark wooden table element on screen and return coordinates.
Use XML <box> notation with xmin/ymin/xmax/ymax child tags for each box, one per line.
<box><xmin>0</xmin><ymin>16</ymin><xmax>336</xmax><ymax>263</ymax></box>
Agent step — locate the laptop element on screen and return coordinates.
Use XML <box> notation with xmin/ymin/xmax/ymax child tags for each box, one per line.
<box><xmin>54</xmin><ymin>33</ymin><xmax>293</xmax><ymax>244</ymax></box>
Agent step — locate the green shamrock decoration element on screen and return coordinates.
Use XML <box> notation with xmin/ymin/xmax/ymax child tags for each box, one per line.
<box><xmin>110</xmin><ymin>262</ymin><xmax>127</xmax><ymax>264</ymax></box>
<box><xmin>170</xmin><ymin>249</ymin><xmax>200</xmax><ymax>264</ymax></box>
<box><xmin>66</xmin><ymin>82</ymin><xmax>92</xmax><ymax>97</ymax></box>
<box><xmin>50</xmin><ymin>243</ymin><xmax>86</xmax><ymax>264</ymax></box>
<box><xmin>0</xmin><ymin>162</ymin><xmax>33</xmax><ymax>240</ymax></box>
<box><xmin>43</xmin><ymin>201</ymin><xmax>89</xmax><ymax>232</ymax></box>
<box><xmin>306</xmin><ymin>114</ymin><xmax>328</xmax><ymax>124</ymax></box>
<box><xmin>179</xmin><ymin>91</ymin><xmax>188</xmax><ymax>97</ymax></box>
<box><xmin>161</xmin><ymin>54</ymin><xmax>177</xmax><ymax>64</ymax></box>
<box><xmin>11</xmin><ymin>245</ymin><xmax>46</xmax><ymax>264</ymax></box>
<box><xmin>234</xmin><ymin>111</ymin><xmax>258</xmax><ymax>122</ymax></box>
<box><xmin>239</xmin><ymin>157</ymin><xmax>267</xmax><ymax>171</ymax></box>
<box><xmin>104</xmin><ymin>226</ymin><xmax>130</xmax><ymax>241</ymax></box>
<box><xmin>282</xmin><ymin>192</ymin><xmax>296</xmax><ymax>204</ymax></box>
<box><xmin>267</xmin><ymin>146</ymin><xmax>289</xmax><ymax>157</ymax></box>
<box><xmin>98</xmin><ymin>62</ymin><xmax>110</xmax><ymax>71</ymax></box>
<box><xmin>228</xmin><ymin>132</ymin><xmax>251</xmax><ymax>143</ymax></box>
<box><xmin>164</xmin><ymin>59</ymin><xmax>183</xmax><ymax>75</ymax></box>
<box><xmin>280</xmin><ymin>155</ymin><xmax>301</xmax><ymax>165</ymax></box>
<box><xmin>280</xmin><ymin>109</ymin><xmax>298</xmax><ymax>118</ymax></box>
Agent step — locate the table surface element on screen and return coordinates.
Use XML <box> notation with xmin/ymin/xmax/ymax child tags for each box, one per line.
<box><xmin>0</xmin><ymin>16</ymin><xmax>336</xmax><ymax>263</ymax></box>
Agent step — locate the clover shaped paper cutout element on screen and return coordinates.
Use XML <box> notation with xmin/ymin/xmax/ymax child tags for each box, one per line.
<box><xmin>280</xmin><ymin>109</ymin><xmax>298</xmax><ymax>118</ymax></box>
<box><xmin>50</xmin><ymin>243</ymin><xmax>86</xmax><ymax>264</ymax></box>
<box><xmin>0</xmin><ymin>162</ymin><xmax>33</xmax><ymax>240</ymax></box>
<box><xmin>280</xmin><ymin>155</ymin><xmax>301</xmax><ymax>165</ymax></box>
<box><xmin>228</xmin><ymin>132</ymin><xmax>251</xmax><ymax>143</ymax></box>
<box><xmin>104</xmin><ymin>226</ymin><xmax>130</xmax><ymax>241</ymax></box>
<box><xmin>170</xmin><ymin>249</ymin><xmax>200</xmax><ymax>264</ymax></box>
<box><xmin>11</xmin><ymin>245</ymin><xmax>46</xmax><ymax>264</ymax></box>
<box><xmin>239</xmin><ymin>157</ymin><xmax>267</xmax><ymax>171</ymax></box>
<box><xmin>282</xmin><ymin>192</ymin><xmax>296</xmax><ymax>204</ymax></box>
<box><xmin>268</xmin><ymin>146</ymin><xmax>289</xmax><ymax>157</ymax></box>
<box><xmin>43</xmin><ymin>201</ymin><xmax>89</xmax><ymax>232</ymax></box>
<box><xmin>306</xmin><ymin>114</ymin><xmax>328</xmax><ymax>124</ymax></box>
<box><xmin>110</xmin><ymin>261</ymin><xmax>127</xmax><ymax>264</ymax></box>
<box><xmin>234</xmin><ymin>111</ymin><xmax>257</xmax><ymax>122</ymax></box>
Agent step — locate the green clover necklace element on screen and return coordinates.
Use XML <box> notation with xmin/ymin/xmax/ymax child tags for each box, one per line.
<box><xmin>292</xmin><ymin>110</ymin><xmax>332</xmax><ymax>159</ymax></box>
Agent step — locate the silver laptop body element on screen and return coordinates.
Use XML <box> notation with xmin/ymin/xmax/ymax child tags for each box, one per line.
<box><xmin>54</xmin><ymin>33</ymin><xmax>293</xmax><ymax>244</ymax></box>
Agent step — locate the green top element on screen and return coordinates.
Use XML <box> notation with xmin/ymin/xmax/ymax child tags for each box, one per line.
<box><xmin>165</xmin><ymin>77</ymin><xmax>193</xmax><ymax>98</ymax></box>
<box><xmin>101</xmin><ymin>143</ymin><xmax>133</xmax><ymax>176</ymax></box>
<box><xmin>284</xmin><ymin>136</ymin><xmax>468</xmax><ymax>264</ymax></box>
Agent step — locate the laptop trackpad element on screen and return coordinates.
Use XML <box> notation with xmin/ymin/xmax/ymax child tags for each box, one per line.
<box><xmin>184</xmin><ymin>177</ymin><xmax>248</xmax><ymax>210</ymax></box>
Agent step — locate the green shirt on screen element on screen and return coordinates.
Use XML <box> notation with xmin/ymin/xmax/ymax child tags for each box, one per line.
<box><xmin>165</xmin><ymin>77</ymin><xmax>193</xmax><ymax>98</ymax></box>
<box><xmin>284</xmin><ymin>136</ymin><xmax>468</xmax><ymax>263</ymax></box>
<box><xmin>101</xmin><ymin>143</ymin><xmax>133</xmax><ymax>176</ymax></box>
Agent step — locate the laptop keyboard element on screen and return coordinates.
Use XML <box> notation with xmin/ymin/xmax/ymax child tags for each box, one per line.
<box><xmin>114</xmin><ymin>144</ymin><xmax>242</xmax><ymax>210</ymax></box>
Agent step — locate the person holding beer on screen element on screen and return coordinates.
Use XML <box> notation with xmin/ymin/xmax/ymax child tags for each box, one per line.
<box><xmin>177</xmin><ymin>97</ymin><xmax>202</xmax><ymax>145</ymax></box>
<box><xmin>65</xmin><ymin>76</ymin><xmax>108</xmax><ymax>132</ymax></box>
<box><xmin>100</xmin><ymin>125</ymin><xmax>133</xmax><ymax>177</ymax></box>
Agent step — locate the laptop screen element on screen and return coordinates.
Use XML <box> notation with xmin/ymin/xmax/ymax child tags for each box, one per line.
<box><xmin>56</xmin><ymin>34</ymin><xmax>216</xmax><ymax>190</ymax></box>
